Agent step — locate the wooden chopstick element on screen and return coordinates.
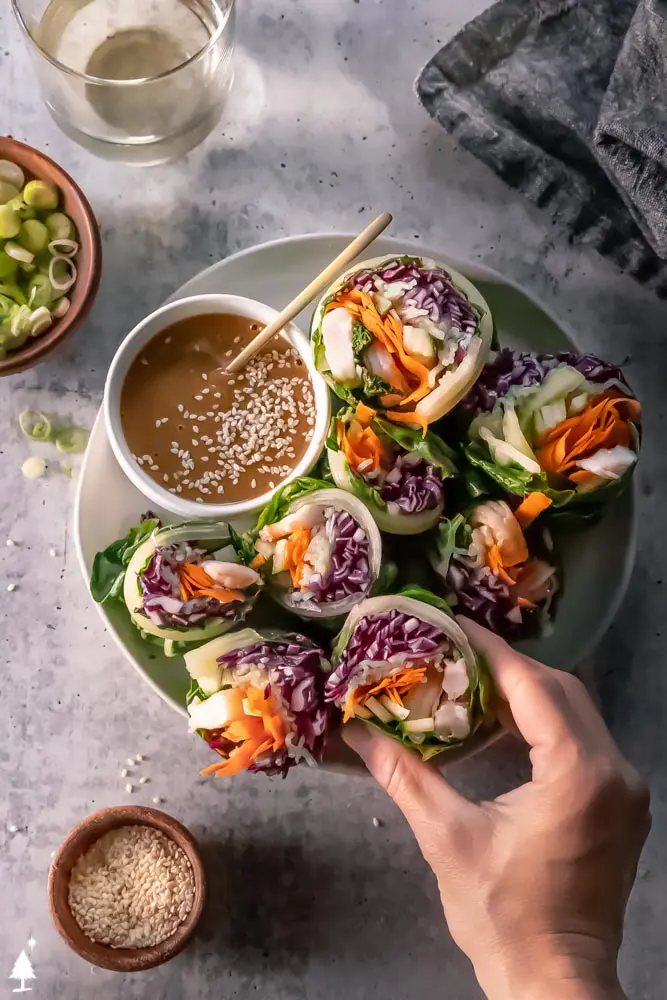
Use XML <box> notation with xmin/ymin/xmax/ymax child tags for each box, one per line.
<box><xmin>225</xmin><ymin>212</ymin><xmax>392</xmax><ymax>374</ymax></box>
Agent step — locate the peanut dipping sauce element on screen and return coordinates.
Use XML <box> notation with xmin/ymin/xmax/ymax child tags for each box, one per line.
<box><xmin>121</xmin><ymin>313</ymin><xmax>316</xmax><ymax>504</ymax></box>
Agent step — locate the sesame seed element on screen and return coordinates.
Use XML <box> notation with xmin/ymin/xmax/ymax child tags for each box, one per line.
<box><xmin>8</xmin><ymin>824</ymin><xmax>18</xmax><ymax>834</ymax></box>
<box><xmin>141</xmin><ymin>358</ymin><xmax>149</xmax><ymax>366</ymax></box>
<box><xmin>139</xmin><ymin>776</ymin><xmax>149</xmax><ymax>784</ymax></box>
<box><xmin>7</xmin><ymin>584</ymin><xmax>17</xmax><ymax>592</ymax></box>
<box><xmin>6</xmin><ymin>539</ymin><xmax>14</xmax><ymax>547</ymax></box>
<box><xmin>201</xmin><ymin>373</ymin><xmax>208</xmax><ymax>380</ymax></box>
<box><xmin>152</xmin><ymin>796</ymin><xmax>162</xmax><ymax>804</ymax></box>
<box><xmin>135</xmin><ymin>753</ymin><xmax>144</xmax><ymax>762</ymax></box>
<box><xmin>165</xmin><ymin>336</ymin><xmax>171</xmax><ymax>343</ymax></box>
<box><xmin>127</xmin><ymin>758</ymin><xmax>135</xmax><ymax>766</ymax></box>
<box><xmin>233</xmin><ymin>336</ymin><xmax>241</xmax><ymax>343</ymax></box>
<box><xmin>49</xmin><ymin>547</ymin><xmax>57</xmax><ymax>557</ymax></box>
<box><xmin>121</xmin><ymin>768</ymin><xmax>128</xmax><ymax>777</ymax></box>
<box><xmin>194</xmin><ymin>394</ymin><xmax>203</xmax><ymax>401</ymax></box>
<box><xmin>372</xmin><ymin>817</ymin><xmax>382</xmax><ymax>828</ymax></box>
<box><xmin>125</xmin><ymin>783</ymin><xmax>134</xmax><ymax>794</ymax></box>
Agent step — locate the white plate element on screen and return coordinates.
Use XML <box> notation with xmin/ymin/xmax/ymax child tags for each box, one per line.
<box><xmin>75</xmin><ymin>234</ymin><xmax>636</xmax><ymax>729</ymax></box>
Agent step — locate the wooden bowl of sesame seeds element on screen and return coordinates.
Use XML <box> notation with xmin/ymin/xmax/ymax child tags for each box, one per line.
<box><xmin>48</xmin><ymin>806</ymin><xmax>206</xmax><ymax>972</ymax></box>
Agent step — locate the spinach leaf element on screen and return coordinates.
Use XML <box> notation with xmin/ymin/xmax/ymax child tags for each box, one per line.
<box><xmin>362</xmin><ymin>371</ymin><xmax>391</xmax><ymax>397</ymax></box>
<box><xmin>90</xmin><ymin>517</ymin><xmax>160</xmax><ymax>604</ymax></box>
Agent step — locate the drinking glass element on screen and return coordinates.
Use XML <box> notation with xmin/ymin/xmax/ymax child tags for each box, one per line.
<box><xmin>11</xmin><ymin>0</ymin><xmax>236</xmax><ymax>164</ymax></box>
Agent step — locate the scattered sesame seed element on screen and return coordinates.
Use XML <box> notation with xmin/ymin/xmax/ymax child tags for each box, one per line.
<box><xmin>372</xmin><ymin>817</ymin><xmax>382</xmax><ymax>828</ymax></box>
<box><xmin>8</xmin><ymin>824</ymin><xmax>18</xmax><ymax>834</ymax></box>
<box><xmin>140</xmin><ymin>358</ymin><xmax>149</xmax><ymax>366</ymax></box>
<box><xmin>201</xmin><ymin>373</ymin><xmax>208</xmax><ymax>380</ymax></box>
<box><xmin>121</xmin><ymin>768</ymin><xmax>128</xmax><ymax>778</ymax></box>
<box><xmin>127</xmin><ymin>758</ymin><xmax>135</xmax><ymax>766</ymax></box>
<box><xmin>139</xmin><ymin>776</ymin><xmax>149</xmax><ymax>784</ymax></box>
<box><xmin>233</xmin><ymin>336</ymin><xmax>241</xmax><ymax>343</ymax></box>
<box><xmin>6</xmin><ymin>539</ymin><xmax>14</xmax><ymax>547</ymax></box>
<box><xmin>125</xmin><ymin>783</ymin><xmax>134</xmax><ymax>794</ymax></box>
<box><xmin>135</xmin><ymin>754</ymin><xmax>144</xmax><ymax>762</ymax></box>
<box><xmin>49</xmin><ymin>547</ymin><xmax>57</xmax><ymax>557</ymax></box>
<box><xmin>7</xmin><ymin>584</ymin><xmax>17</xmax><ymax>593</ymax></box>
<box><xmin>194</xmin><ymin>394</ymin><xmax>203</xmax><ymax>401</ymax></box>
<box><xmin>152</xmin><ymin>796</ymin><xmax>162</xmax><ymax>804</ymax></box>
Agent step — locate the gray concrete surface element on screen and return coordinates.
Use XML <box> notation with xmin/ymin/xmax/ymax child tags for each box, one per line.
<box><xmin>0</xmin><ymin>1</ymin><xmax>665</xmax><ymax>998</ymax></box>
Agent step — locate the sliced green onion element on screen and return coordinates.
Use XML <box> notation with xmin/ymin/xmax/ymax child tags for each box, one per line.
<box><xmin>55</xmin><ymin>425</ymin><xmax>88</xmax><ymax>454</ymax></box>
<box><xmin>0</xmin><ymin>205</ymin><xmax>21</xmax><ymax>239</ymax></box>
<box><xmin>59</xmin><ymin>462</ymin><xmax>74</xmax><ymax>479</ymax></box>
<box><xmin>45</xmin><ymin>213</ymin><xmax>75</xmax><ymax>241</ymax></box>
<box><xmin>48</xmin><ymin>238</ymin><xmax>79</xmax><ymax>258</ymax></box>
<box><xmin>28</xmin><ymin>306</ymin><xmax>53</xmax><ymax>337</ymax></box>
<box><xmin>0</xmin><ymin>160</ymin><xmax>25</xmax><ymax>189</ymax></box>
<box><xmin>19</xmin><ymin>409</ymin><xmax>53</xmax><ymax>442</ymax></box>
<box><xmin>52</xmin><ymin>296</ymin><xmax>70</xmax><ymax>319</ymax></box>
<box><xmin>0</xmin><ymin>252</ymin><xmax>19</xmax><ymax>280</ymax></box>
<box><xmin>27</xmin><ymin>274</ymin><xmax>54</xmax><ymax>309</ymax></box>
<box><xmin>0</xmin><ymin>281</ymin><xmax>27</xmax><ymax>306</ymax></box>
<box><xmin>5</xmin><ymin>241</ymin><xmax>34</xmax><ymax>265</ymax></box>
<box><xmin>19</xmin><ymin>219</ymin><xmax>49</xmax><ymax>255</ymax></box>
<box><xmin>23</xmin><ymin>180</ymin><xmax>59</xmax><ymax>211</ymax></box>
<box><xmin>10</xmin><ymin>305</ymin><xmax>32</xmax><ymax>340</ymax></box>
<box><xmin>21</xmin><ymin>456</ymin><xmax>47</xmax><ymax>479</ymax></box>
<box><xmin>0</xmin><ymin>181</ymin><xmax>20</xmax><ymax>206</ymax></box>
<box><xmin>49</xmin><ymin>254</ymin><xmax>77</xmax><ymax>292</ymax></box>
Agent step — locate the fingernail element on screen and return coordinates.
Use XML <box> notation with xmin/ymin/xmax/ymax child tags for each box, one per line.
<box><xmin>342</xmin><ymin>720</ymin><xmax>374</xmax><ymax>755</ymax></box>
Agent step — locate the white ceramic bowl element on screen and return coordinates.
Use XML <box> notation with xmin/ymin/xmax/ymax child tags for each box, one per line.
<box><xmin>104</xmin><ymin>293</ymin><xmax>331</xmax><ymax>520</ymax></box>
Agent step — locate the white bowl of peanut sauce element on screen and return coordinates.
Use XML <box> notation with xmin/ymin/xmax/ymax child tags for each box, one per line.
<box><xmin>104</xmin><ymin>294</ymin><xmax>331</xmax><ymax>520</ymax></box>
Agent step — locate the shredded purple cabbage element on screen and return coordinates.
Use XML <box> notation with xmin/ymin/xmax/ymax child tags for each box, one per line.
<box><xmin>443</xmin><ymin>559</ymin><xmax>529</xmax><ymax>640</ymax></box>
<box><xmin>138</xmin><ymin>544</ymin><xmax>249</xmax><ymax>629</ymax></box>
<box><xmin>376</xmin><ymin>456</ymin><xmax>444</xmax><ymax>515</ymax></box>
<box><xmin>325</xmin><ymin>610</ymin><xmax>447</xmax><ymax>703</ymax></box>
<box><xmin>348</xmin><ymin>256</ymin><xmax>479</xmax><ymax>335</ymax></box>
<box><xmin>302</xmin><ymin>510</ymin><xmax>373</xmax><ymax>605</ymax></box>
<box><xmin>211</xmin><ymin>635</ymin><xmax>333</xmax><ymax>775</ymax></box>
<box><xmin>462</xmin><ymin>349</ymin><xmax>628</xmax><ymax>414</ymax></box>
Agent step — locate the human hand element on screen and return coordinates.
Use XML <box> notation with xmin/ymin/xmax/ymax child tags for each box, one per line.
<box><xmin>343</xmin><ymin>617</ymin><xmax>650</xmax><ymax>1000</ymax></box>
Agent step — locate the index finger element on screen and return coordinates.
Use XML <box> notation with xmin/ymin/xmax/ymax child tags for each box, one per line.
<box><xmin>457</xmin><ymin>616</ymin><xmax>613</xmax><ymax>761</ymax></box>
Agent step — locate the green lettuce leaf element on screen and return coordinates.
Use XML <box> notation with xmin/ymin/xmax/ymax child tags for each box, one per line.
<box><xmin>254</xmin><ymin>476</ymin><xmax>332</xmax><ymax>534</ymax></box>
<box><xmin>352</xmin><ymin>321</ymin><xmax>372</xmax><ymax>356</ymax></box>
<box><xmin>90</xmin><ymin>517</ymin><xmax>160</xmax><ymax>603</ymax></box>
<box><xmin>430</xmin><ymin>515</ymin><xmax>469</xmax><ymax>579</ymax></box>
<box><xmin>375</xmin><ymin>416</ymin><xmax>457</xmax><ymax>477</ymax></box>
<box><xmin>361</xmin><ymin>371</ymin><xmax>391</xmax><ymax>397</ymax></box>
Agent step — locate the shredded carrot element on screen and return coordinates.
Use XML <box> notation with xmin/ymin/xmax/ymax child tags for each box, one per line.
<box><xmin>250</xmin><ymin>553</ymin><xmax>266</xmax><ymax>570</ymax></box>
<box><xmin>536</xmin><ymin>391</ymin><xmax>640</xmax><ymax>480</ymax></box>
<box><xmin>199</xmin><ymin>684</ymin><xmax>287</xmax><ymax>778</ymax></box>
<box><xmin>384</xmin><ymin>409</ymin><xmax>429</xmax><ymax>436</ymax></box>
<box><xmin>487</xmin><ymin>544</ymin><xmax>518</xmax><ymax>588</ymax></box>
<box><xmin>517</xmin><ymin>596</ymin><xmax>537</xmax><ymax>609</ymax></box>
<box><xmin>338</xmin><ymin>416</ymin><xmax>386</xmax><ymax>473</ymax></box>
<box><xmin>343</xmin><ymin>665</ymin><xmax>428</xmax><ymax>722</ymax></box>
<box><xmin>514</xmin><ymin>491</ymin><xmax>552</xmax><ymax>529</ymax></box>
<box><xmin>179</xmin><ymin>562</ymin><xmax>244</xmax><ymax>604</ymax></box>
<box><xmin>355</xmin><ymin>402</ymin><xmax>377</xmax><ymax>425</ymax></box>
<box><xmin>326</xmin><ymin>290</ymin><xmax>432</xmax><ymax>406</ymax></box>
<box><xmin>283</xmin><ymin>526</ymin><xmax>311</xmax><ymax>587</ymax></box>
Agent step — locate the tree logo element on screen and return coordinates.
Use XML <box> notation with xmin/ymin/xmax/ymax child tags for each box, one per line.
<box><xmin>9</xmin><ymin>949</ymin><xmax>36</xmax><ymax>993</ymax></box>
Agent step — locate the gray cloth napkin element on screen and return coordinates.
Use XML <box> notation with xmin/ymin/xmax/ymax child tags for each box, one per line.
<box><xmin>417</xmin><ymin>0</ymin><xmax>667</xmax><ymax>292</ymax></box>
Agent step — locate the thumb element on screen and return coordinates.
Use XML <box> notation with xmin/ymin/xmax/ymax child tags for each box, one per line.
<box><xmin>343</xmin><ymin>721</ymin><xmax>477</xmax><ymax>861</ymax></box>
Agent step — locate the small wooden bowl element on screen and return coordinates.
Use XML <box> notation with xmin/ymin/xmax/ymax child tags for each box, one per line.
<box><xmin>0</xmin><ymin>137</ymin><xmax>102</xmax><ymax>377</ymax></box>
<box><xmin>48</xmin><ymin>806</ymin><xmax>206</xmax><ymax>972</ymax></box>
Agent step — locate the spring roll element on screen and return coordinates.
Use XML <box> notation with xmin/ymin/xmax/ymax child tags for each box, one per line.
<box><xmin>311</xmin><ymin>254</ymin><xmax>493</xmax><ymax>427</ymax></box>
<box><xmin>327</xmin><ymin>402</ymin><xmax>457</xmax><ymax>534</ymax></box>
<box><xmin>325</xmin><ymin>590</ymin><xmax>492</xmax><ymax>759</ymax></box>
<box><xmin>252</xmin><ymin>479</ymin><xmax>383</xmax><ymax>619</ymax></box>
<box><xmin>186</xmin><ymin>629</ymin><xmax>333</xmax><ymax>777</ymax></box>
<box><xmin>430</xmin><ymin>501</ymin><xmax>558</xmax><ymax>641</ymax></box>
<box><xmin>91</xmin><ymin>515</ymin><xmax>261</xmax><ymax>656</ymax></box>
<box><xmin>462</xmin><ymin>349</ymin><xmax>641</xmax><ymax>516</ymax></box>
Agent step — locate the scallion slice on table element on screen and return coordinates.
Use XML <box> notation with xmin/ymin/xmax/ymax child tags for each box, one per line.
<box><xmin>55</xmin><ymin>426</ymin><xmax>88</xmax><ymax>454</ymax></box>
<box><xmin>19</xmin><ymin>409</ymin><xmax>53</xmax><ymax>442</ymax></box>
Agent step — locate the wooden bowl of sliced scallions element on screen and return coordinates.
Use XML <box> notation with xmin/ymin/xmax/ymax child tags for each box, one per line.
<box><xmin>0</xmin><ymin>138</ymin><xmax>102</xmax><ymax>376</ymax></box>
